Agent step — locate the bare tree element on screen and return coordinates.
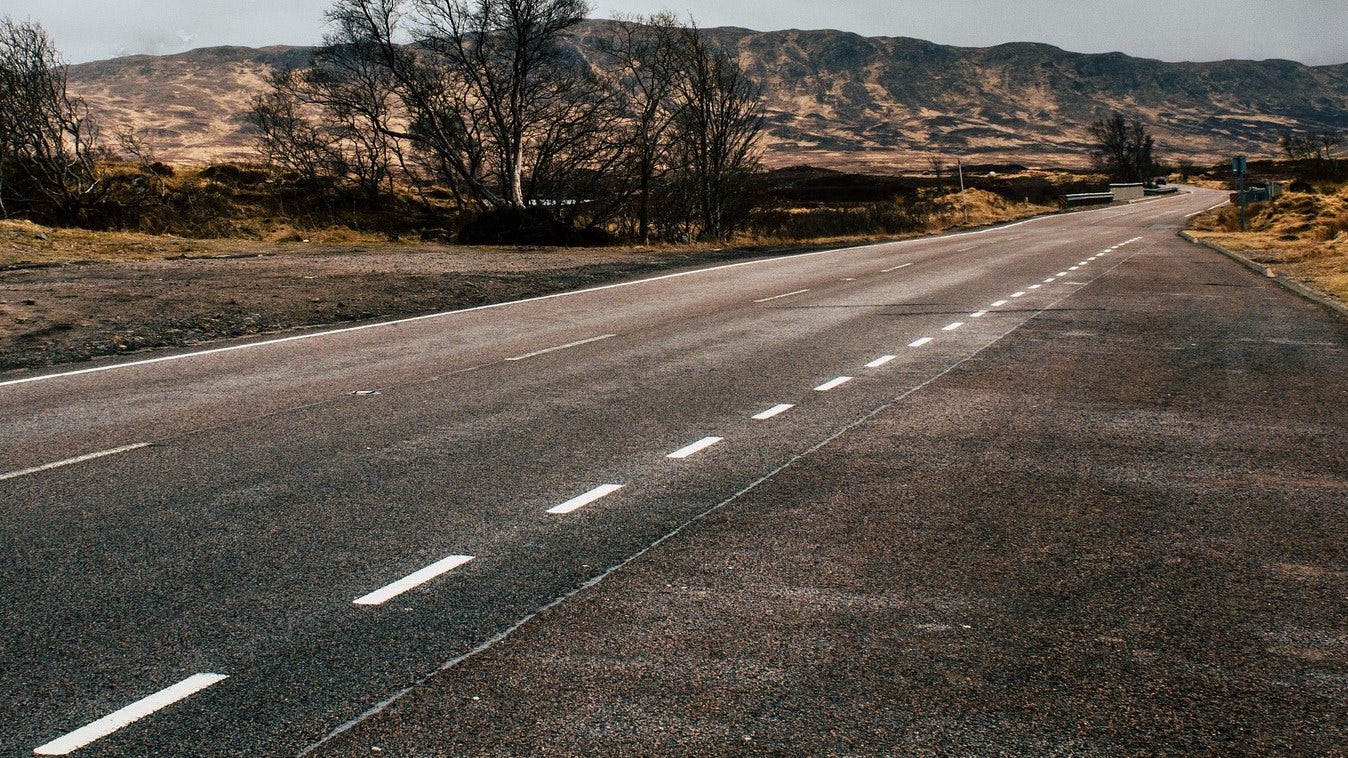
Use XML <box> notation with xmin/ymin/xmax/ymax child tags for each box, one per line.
<box><xmin>667</xmin><ymin>23</ymin><xmax>764</xmax><ymax>240</ymax></box>
<box><xmin>0</xmin><ymin>18</ymin><xmax>102</xmax><ymax>222</ymax></box>
<box><xmin>1088</xmin><ymin>113</ymin><xmax>1156</xmax><ymax>183</ymax></box>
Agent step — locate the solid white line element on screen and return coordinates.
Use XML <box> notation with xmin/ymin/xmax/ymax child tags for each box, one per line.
<box><xmin>970</xmin><ymin>310</ymin><xmax>988</xmax><ymax>318</ymax></box>
<box><xmin>1011</xmin><ymin>291</ymin><xmax>1027</xmax><ymax>298</ymax></box>
<box><xmin>881</xmin><ymin>262</ymin><xmax>914</xmax><ymax>273</ymax></box>
<box><xmin>753</xmin><ymin>289</ymin><xmax>810</xmax><ymax>303</ymax></box>
<box><xmin>990</xmin><ymin>300</ymin><xmax>1009</xmax><ymax>308</ymax></box>
<box><xmin>943</xmin><ymin>322</ymin><xmax>965</xmax><ymax>331</ymax></box>
<box><xmin>547</xmin><ymin>484</ymin><xmax>624</xmax><ymax>515</ymax></box>
<box><xmin>353</xmin><ymin>555</ymin><xmax>475</xmax><ymax>606</ymax></box>
<box><xmin>866</xmin><ymin>355</ymin><xmax>897</xmax><ymax>368</ymax></box>
<box><xmin>954</xmin><ymin>245</ymin><xmax>978</xmax><ymax>252</ymax></box>
<box><xmin>667</xmin><ymin>437</ymin><xmax>724</xmax><ymax>459</ymax></box>
<box><xmin>814</xmin><ymin>376</ymin><xmax>853</xmax><ymax>392</ymax></box>
<box><xmin>34</xmin><ymin>674</ymin><xmax>228</xmax><ymax>755</ymax></box>
<box><xmin>908</xmin><ymin>337</ymin><xmax>934</xmax><ymax>348</ymax></box>
<box><xmin>505</xmin><ymin>334</ymin><xmax>615</xmax><ymax>361</ymax></box>
<box><xmin>1</xmin><ymin>443</ymin><xmax>150</xmax><ymax>483</ymax></box>
<box><xmin>753</xmin><ymin>403</ymin><xmax>795</xmax><ymax>420</ymax></box>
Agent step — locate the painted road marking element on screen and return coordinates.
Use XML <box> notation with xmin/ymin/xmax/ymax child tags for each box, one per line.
<box><xmin>943</xmin><ymin>322</ymin><xmax>965</xmax><ymax>331</ymax></box>
<box><xmin>354</xmin><ymin>555</ymin><xmax>476</xmax><ymax>606</ymax></box>
<box><xmin>1043</xmin><ymin>277</ymin><xmax>1056</xmax><ymax>283</ymax></box>
<box><xmin>970</xmin><ymin>310</ymin><xmax>989</xmax><ymax>318</ymax></box>
<box><xmin>667</xmin><ymin>437</ymin><xmax>724</xmax><ymax>459</ymax></box>
<box><xmin>909</xmin><ymin>337</ymin><xmax>934</xmax><ymax>348</ymax></box>
<box><xmin>753</xmin><ymin>404</ymin><xmax>795</xmax><ymax>420</ymax></box>
<box><xmin>34</xmin><ymin>674</ymin><xmax>228</xmax><ymax>756</ymax></box>
<box><xmin>990</xmin><ymin>300</ymin><xmax>1009</xmax><ymax>308</ymax></box>
<box><xmin>506</xmin><ymin>334</ymin><xmax>615</xmax><ymax>362</ymax></box>
<box><xmin>1011</xmin><ymin>291</ymin><xmax>1027</xmax><ymax>298</ymax></box>
<box><xmin>1028</xmin><ymin>284</ymin><xmax>1042</xmax><ymax>290</ymax></box>
<box><xmin>815</xmin><ymin>376</ymin><xmax>853</xmax><ymax>392</ymax></box>
<box><xmin>1068</xmin><ymin>266</ymin><xmax>1080</xmax><ymax>271</ymax></box>
<box><xmin>1056</xmin><ymin>272</ymin><xmax>1069</xmax><ymax>277</ymax></box>
<box><xmin>754</xmin><ymin>289</ymin><xmax>810</xmax><ymax>303</ymax></box>
<box><xmin>548</xmin><ymin>484</ymin><xmax>624</xmax><ymax>515</ymax></box>
<box><xmin>881</xmin><ymin>263</ymin><xmax>914</xmax><ymax>273</ymax></box>
<box><xmin>866</xmin><ymin>355</ymin><xmax>897</xmax><ymax>368</ymax></box>
<box><xmin>1</xmin><ymin>443</ymin><xmax>150</xmax><ymax>483</ymax></box>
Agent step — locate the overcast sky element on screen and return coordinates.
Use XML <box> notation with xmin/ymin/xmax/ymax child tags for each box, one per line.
<box><xmin>1</xmin><ymin>0</ymin><xmax>1343</xmax><ymax>66</ymax></box>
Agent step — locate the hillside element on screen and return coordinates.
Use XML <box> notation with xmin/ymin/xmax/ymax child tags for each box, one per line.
<box><xmin>66</xmin><ymin>22</ymin><xmax>1348</xmax><ymax>171</ymax></box>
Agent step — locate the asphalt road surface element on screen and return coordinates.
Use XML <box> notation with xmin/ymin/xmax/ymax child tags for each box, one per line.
<box><xmin>5</xmin><ymin>188</ymin><xmax>1346</xmax><ymax>755</ymax></box>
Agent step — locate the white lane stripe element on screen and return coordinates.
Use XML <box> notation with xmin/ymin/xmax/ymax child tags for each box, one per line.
<box><xmin>943</xmin><ymin>322</ymin><xmax>965</xmax><ymax>331</ymax></box>
<box><xmin>990</xmin><ymin>300</ymin><xmax>1009</xmax><ymax>307</ymax></box>
<box><xmin>1028</xmin><ymin>284</ymin><xmax>1042</xmax><ymax>290</ymax></box>
<box><xmin>34</xmin><ymin>673</ymin><xmax>228</xmax><ymax>756</ymax></box>
<box><xmin>1056</xmin><ymin>272</ymin><xmax>1069</xmax><ymax>277</ymax></box>
<box><xmin>881</xmin><ymin>263</ymin><xmax>914</xmax><ymax>272</ymax></box>
<box><xmin>753</xmin><ymin>289</ymin><xmax>810</xmax><ymax>303</ymax></box>
<box><xmin>1011</xmin><ymin>291</ymin><xmax>1027</xmax><ymax>298</ymax></box>
<box><xmin>1043</xmin><ymin>277</ymin><xmax>1056</xmax><ymax>283</ymax></box>
<box><xmin>1068</xmin><ymin>266</ymin><xmax>1080</xmax><ymax>271</ymax></box>
<box><xmin>667</xmin><ymin>436</ymin><xmax>724</xmax><ymax>459</ymax></box>
<box><xmin>908</xmin><ymin>337</ymin><xmax>934</xmax><ymax>347</ymax></box>
<box><xmin>753</xmin><ymin>403</ymin><xmax>795</xmax><ymax>420</ymax></box>
<box><xmin>866</xmin><ymin>355</ymin><xmax>897</xmax><ymax>368</ymax></box>
<box><xmin>505</xmin><ymin>334</ymin><xmax>615</xmax><ymax>362</ymax></box>
<box><xmin>970</xmin><ymin>310</ymin><xmax>988</xmax><ymax>318</ymax></box>
<box><xmin>1</xmin><ymin>443</ymin><xmax>150</xmax><ymax>483</ymax></box>
<box><xmin>1078</xmin><ymin>261</ymin><xmax>1090</xmax><ymax>266</ymax></box>
<box><xmin>354</xmin><ymin>555</ymin><xmax>475</xmax><ymax>606</ymax></box>
<box><xmin>814</xmin><ymin>376</ymin><xmax>853</xmax><ymax>392</ymax></box>
<box><xmin>548</xmin><ymin>484</ymin><xmax>624</xmax><ymax>515</ymax></box>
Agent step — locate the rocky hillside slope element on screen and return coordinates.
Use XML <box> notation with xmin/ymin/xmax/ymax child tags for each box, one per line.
<box><xmin>68</xmin><ymin>22</ymin><xmax>1348</xmax><ymax>171</ymax></box>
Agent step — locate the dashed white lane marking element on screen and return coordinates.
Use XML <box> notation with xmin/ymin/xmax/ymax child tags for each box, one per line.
<box><xmin>814</xmin><ymin>376</ymin><xmax>853</xmax><ymax>392</ymax></box>
<box><xmin>1011</xmin><ymin>291</ymin><xmax>1027</xmax><ymax>298</ymax></box>
<box><xmin>908</xmin><ymin>337</ymin><xmax>934</xmax><ymax>348</ymax></box>
<box><xmin>354</xmin><ymin>555</ymin><xmax>476</xmax><ymax>606</ymax></box>
<box><xmin>1056</xmin><ymin>272</ymin><xmax>1069</xmax><ymax>277</ymax></box>
<box><xmin>866</xmin><ymin>355</ymin><xmax>897</xmax><ymax>368</ymax></box>
<box><xmin>970</xmin><ymin>310</ymin><xmax>988</xmax><ymax>318</ymax></box>
<box><xmin>667</xmin><ymin>436</ymin><xmax>724</xmax><ymax>459</ymax></box>
<box><xmin>753</xmin><ymin>289</ymin><xmax>810</xmax><ymax>303</ymax></box>
<box><xmin>753</xmin><ymin>403</ymin><xmax>795</xmax><ymax>420</ymax></box>
<box><xmin>1028</xmin><ymin>284</ymin><xmax>1042</xmax><ymax>290</ymax></box>
<box><xmin>1</xmin><ymin>443</ymin><xmax>150</xmax><ymax>483</ymax></box>
<box><xmin>881</xmin><ymin>263</ymin><xmax>914</xmax><ymax>273</ymax></box>
<box><xmin>991</xmin><ymin>300</ymin><xmax>1009</xmax><ymax>307</ymax></box>
<box><xmin>34</xmin><ymin>673</ymin><xmax>229</xmax><ymax>756</ymax></box>
<box><xmin>547</xmin><ymin>484</ymin><xmax>624</xmax><ymax>515</ymax></box>
<box><xmin>506</xmin><ymin>334</ymin><xmax>615</xmax><ymax>361</ymax></box>
<box><xmin>1068</xmin><ymin>266</ymin><xmax>1080</xmax><ymax>271</ymax></box>
<box><xmin>1077</xmin><ymin>261</ymin><xmax>1090</xmax><ymax>266</ymax></box>
<box><xmin>1043</xmin><ymin>277</ymin><xmax>1056</xmax><ymax>283</ymax></box>
<box><xmin>943</xmin><ymin>322</ymin><xmax>965</xmax><ymax>331</ymax></box>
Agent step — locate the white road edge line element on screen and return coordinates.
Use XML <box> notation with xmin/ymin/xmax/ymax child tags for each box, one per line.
<box><xmin>667</xmin><ymin>437</ymin><xmax>724</xmax><ymax>459</ymax></box>
<box><xmin>353</xmin><ymin>555</ymin><xmax>476</xmax><ymax>606</ymax></box>
<box><xmin>33</xmin><ymin>673</ymin><xmax>229</xmax><ymax>756</ymax></box>
<box><xmin>753</xmin><ymin>289</ymin><xmax>810</xmax><ymax>303</ymax></box>
<box><xmin>908</xmin><ymin>337</ymin><xmax>934</xmax><ymax>348</ymax></box>
<box><xmin>547</xmin><ymin>484</ymin><xmax>624</xmax><ymax>515</ymax></box>
<box><xmin>505</xmin><ymin>334</ymin><xmax>616</xmax><ymax>362</ymax></box>
<box><xmin>814</xmin><ymin>376</ymin><xmax>853</xmax><ymax>392</ymax></box>
<box><xmin>866</xmin><ymin>355</ymin><xmax>897</xmax><ymax>368</ymax></box>
<box><xmin>753</xmin><ymin>403</ymin><xmax>795</xmax><ymax>420</ymax></box>
<box><xmin>881</xmin><ymin>262</ymin><xmax>914</xmax><ymax>272</ymax></box>
<box><xmin>1</xmin><ymin>443</ymin><xmax>151</xmax><ymax>483</ymax></box>
<box><xmin>5</xmin><ymin>212</ymin><xmax>1085</xmax><ymax>390</ymax></box>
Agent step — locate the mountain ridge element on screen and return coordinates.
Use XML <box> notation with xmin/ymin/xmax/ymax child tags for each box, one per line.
<box><xmin>66</xmin><ymin>22</ymin><xmax>1348</xmax><ymax>171</ymax></box>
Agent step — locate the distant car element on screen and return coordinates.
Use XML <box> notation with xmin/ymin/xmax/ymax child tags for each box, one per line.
<box><xmin>1152</xmin><ymin>176</ymin><xmax>1168</xmax><ymax>186</ymax></box>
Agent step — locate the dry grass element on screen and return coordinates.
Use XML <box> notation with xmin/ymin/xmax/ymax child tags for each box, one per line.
<box><xmin>1187</xmin><ymin>183</ymin><xmax>1348</xmax><ymax>305</ymax></box>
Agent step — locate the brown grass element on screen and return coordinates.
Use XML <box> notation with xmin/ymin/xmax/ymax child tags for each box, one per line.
<box><xmin>1187</xmin><ymin>183</ymin><xmax>1348</xmax><ymax>304</ymax></box>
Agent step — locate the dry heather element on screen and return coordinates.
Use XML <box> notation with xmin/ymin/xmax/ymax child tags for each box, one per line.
<box><xmin>1188</xmin><ymin>183</ymin><xmax>1348</xmax><ymax>304</ymax></box>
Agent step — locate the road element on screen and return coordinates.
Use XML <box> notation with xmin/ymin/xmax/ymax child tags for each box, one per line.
<box><xmin>4</xmin><ymin>188</ymin><xmax>1345</xmax><ymax>755</ymax></box>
